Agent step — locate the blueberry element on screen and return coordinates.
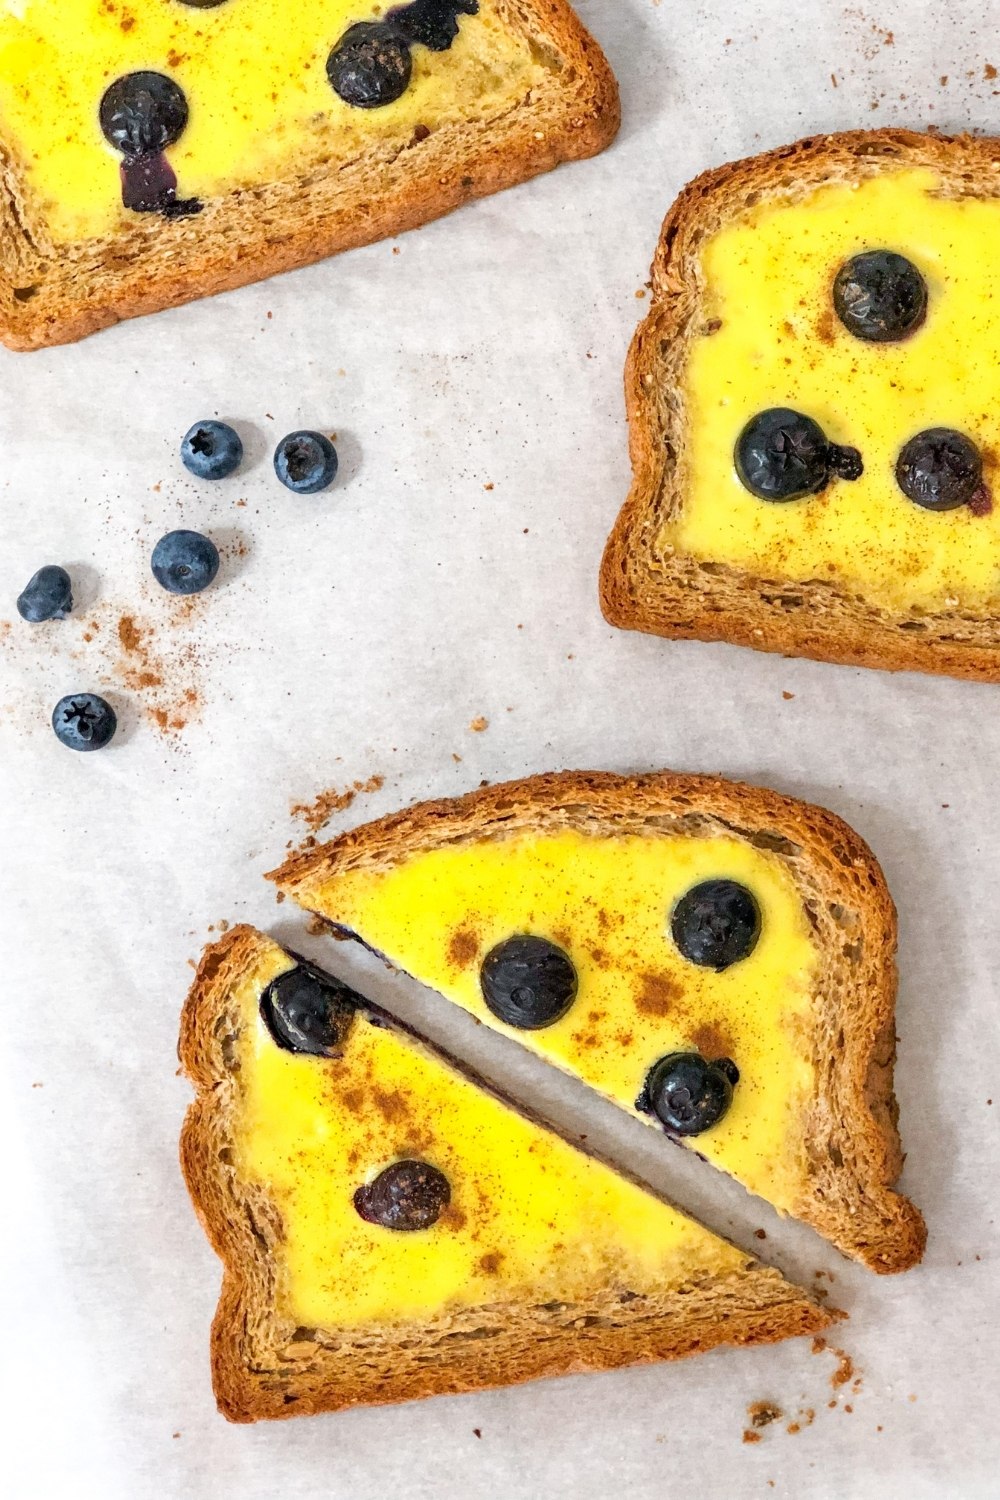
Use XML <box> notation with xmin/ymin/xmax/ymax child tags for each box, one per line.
<box><xmin>895</xmin><ymin>428</ymin><xmax>984</xmax><ymax>511</ymax></box>
<box><xmin>671</xmin><ymin>880</ymin><xmax>761</xmax><ymax>971</ymax></box>
<box><xmin>273</xmin><ymin>431</ymin><xmax>339</xmax><ymax>494</ymax></box>
<box><xmin>327</xmin><ymin>23</ymin><xmax>413</xmax><ymax>108</ymax></box>
<box><xmin>51</xmin><ymin>694</ymin><xmax>117</xmax><ymax>752</ymax></box>
<box><xmin>636</xmin><ymin>1052</ymin><xmax>738</xmax><ymax>1136</ymax></box>
<box><xmin>151</xmin><ymin>530</ymin><xmax>220</xmax><ymax>595</ymax></box>
<box><xmin>389</xmin><ymin>0</ymin><xmax>479</xmax><ymax>51</ymax></box>
<box><xmin>480</xmin><ymin>935</ymin><xmax>578</xmax><ymax>1029</ymax></box>
<box><xmin>17</xmin><ymin>565</ymin><xmax>73</xmax><ymax>622</ymax></box>
<box><xmin>354</xmin><ymin>1160</ymin><xmax>451</xmax><ymax>1230</ymax></box>
<box><xmin>181</xmin><ymin>421</ymin><xmax>243</xmax><ymax>480</ymax></box>
<box><xmin>735</xmin><ymin>408</ymin><xmax>863</xmax><ymax>501</ymax></box>
<box><xmin>260</xmin><ymin>962</ymin><xmax>359</xmax><ymax>1057</ymax></box>
<box><xmin>833</xmin><ymin>251</ymin><xmax>928</xmax><ymax>343</ymax></box>
<box><xmin>99</xmin><ymin>72</ymin><xmax>190</xmax><ymax>158</ymax></box>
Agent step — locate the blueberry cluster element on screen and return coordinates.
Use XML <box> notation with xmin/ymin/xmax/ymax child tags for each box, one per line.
<box><xmin>18</xmin><ymin>417</ymin><xmax>342</xmax><ymax>752</ymax></box>
<box><xmin>735</xmin><ymin>251</ymin><xmax>991</xmax><ymax>515</ymax></box>
<box><xmin>181</xmin><ymin>420</ymin><xmax>339</xmax><ymax>493</ymax></box>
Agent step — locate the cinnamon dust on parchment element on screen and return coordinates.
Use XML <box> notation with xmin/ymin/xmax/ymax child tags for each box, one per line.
<box><xmin>114</xmin><ymin>609</ymin><xmax>203</xmax><ymax>736</ymax></box>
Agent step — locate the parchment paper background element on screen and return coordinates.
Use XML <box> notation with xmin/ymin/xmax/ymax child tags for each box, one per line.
<box><xmin>3</xmin><ymin>2</ymin><xmax>999</xmax><ymax>1495</ymax></box>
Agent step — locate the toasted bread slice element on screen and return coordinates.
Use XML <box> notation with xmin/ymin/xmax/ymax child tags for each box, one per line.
<box><xmin>273</xmin><ymin>771</ymin><xmax>925</xmax><ymax>1274</ymax></box>
<box><xmin>601</xmin><ymin>129</ymin><xmax>1000</xmax><ymax>680</ymax></box>
<box><xmin>0</xmin><ymin>1</ymin><xmax>618</xmax><ymax>350</ymax></box>
<box><xmin>180</xmin><ymin>925</ymin><xmax>833</xmax><ymax>1422</ymax></box>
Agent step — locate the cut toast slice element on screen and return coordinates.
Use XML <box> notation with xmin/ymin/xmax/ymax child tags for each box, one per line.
<box><xmin>0</xmin><ymin>1</ymin><xmax>618</xmax><ymax>350</ymax></box>
<box><xmin>180</xmin><ymin>925</ymin><xmax>833</xmax><ymax>1422</ymax></box>
<box><xmin>600</xmin><ymin>130</ymin><xmax>1000</xmax><ymax>680</ymax></box>
<box><xmin>272</xmin><ymin>770</ymin><xmax>926</xmax><ymax>1273</ymax></box>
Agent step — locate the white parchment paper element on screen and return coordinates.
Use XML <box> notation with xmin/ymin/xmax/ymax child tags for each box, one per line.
<box><xmin>3</xmin><ymin>2</ymin><xmax>999</xmax><ymax>1495</ymax></box>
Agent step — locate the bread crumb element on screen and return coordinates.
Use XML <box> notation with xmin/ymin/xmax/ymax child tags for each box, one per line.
<box><xmin>754</xmin><ymin>1228</ymin><xmax>767</xmax><ymax>1239</ymax></box>
<box><xmin>469</xmin><ymin>716</ymin><xmax>489</xmax><ymax>733</ymax></box>
<box><xmin>306</xmin><ymin>914</ymin><xmax>337</xmax><ymax>937</ymax></box>
<box><xmin>290</xmin><ymin>775</ymin><xmax>385</xmax><ymax>834</ymax></box>
<box><xmin>472</xmin><ymin>1428</ymin><xmax>482</xmax><ymax>1439</ymax></box>
<box><xmin>782</xmin><ymin>690</ymin><xmax>795</xmax><ymax>700</ymax></box>
<box><xmin>741</xmin><ymin>1429</ymin><xmax>762</xmax><ymax>1444</ymax></box>
<box><xmin>831</xmin><ymin>1349</ymin><xmax>855</xmax><ymax>1388</ymax></box>
<box><xmin>483</xmin><ymin>482</ymin><xmax>494</xmax><ymax>491</ymax></box>
<box><xmin>987</xmin><ymin>63</ymin><xmax>998</xmax><ymax>79</ymax></box>
<box><xmin>748</xmin><ymin>1400</ymin><xmax>783</xmax><ymax>1429</ymax></box>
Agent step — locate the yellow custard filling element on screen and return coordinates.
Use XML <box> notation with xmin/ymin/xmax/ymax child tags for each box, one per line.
<box><xmin>234</xmin><ymin>940</ymin><xmax>744</xmax><ymax>1329</ymax></box>
<box><xmin>670</xmin><ymin>168</ymin><xmax>1000</xmax><ymax>612</ymax></box>
<box><xmin>0</xmin><ymin>0</ymin><xmax>541</xmax><ymax>243</ymax></box>
<box><xmin>303</xmin><ymin>831</ymin><xmax>818</xmax><ymax>1211</ymax></box>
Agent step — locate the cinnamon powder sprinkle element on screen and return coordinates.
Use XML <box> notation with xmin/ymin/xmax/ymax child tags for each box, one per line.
<box><xmin>291</xmin><ymin>776</ymin><xmax>385</xmax><ymax>835</ymax></box>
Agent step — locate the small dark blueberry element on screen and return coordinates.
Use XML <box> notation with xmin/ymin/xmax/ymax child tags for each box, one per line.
<box><xmin>735</xmin><ymin>408</ymin><xmax>863</xmax><ymax>501</ymax></box>
<box><xmin>181</xmin><ymin>421</ymin><xmax>243</xmax><ymax>480</ymax></box>
<box><xmin>327</xmin><ymin>23</ymin><xmax>412</xmax><ymax>109</ymax></box>
<box><xmin>895</xmin><ymin>428</ymin><xmax>984</xmax><ymax>511</ymax></box>
<box><xmin>354</xmin><ymin>1160</ymin><xmax>451</xmax><ymax>1230</ymax></box>
<box><xmin>389</xmin><ymin>0</ymin><xmax>479</xmax><ymax>50</ymax></box>
<box><xmin>151</xmin><ymin>530</ymin><xmax>220</xmax><ymax>595</ymax></box>
<box><xmin>17</xmin><ymin>565</ymin><xmax>73</xmax><ymax>622</ymax></box>
<box><xmin>100</xmin><ymin>72</ymin><xmax>190</xmax><ymax>158</ymax></box>
<box><xmin>671</xmin><ymin>879</ymin><xmax>761</xmax><ymax>971</ymax></box>
<box><xmin>274</xmin><ymin>430</ymin><xmax>339</xmax><ymax>494</ymax></box>
<box><xmin>480</xmin><ymin>935</ymin><xmax>578</xmax><ymax>1029</ymax></box>
<box><xmin>260</xmin><ymin>962</ymin><xmax>359</xmax><ymax>1057</ymax></box>
<box><xmin>637</xmin><ymin>1052</ymin><xmax>737</xmax><ymax>1136</ymax></box>
<box><xmin>833</xmin><ymin>251</ymin><xmax>928</xmax><ymax>343</ymax></box>
<box><xmin>51</xmin><ymin>693</ymin><xmax>117</xmax><ymax>752</ymax></box>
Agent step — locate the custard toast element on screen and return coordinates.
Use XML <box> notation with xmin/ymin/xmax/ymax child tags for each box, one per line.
<box><xmin>601</xmin><ymin>130</ymin><xmax>1000</xmax><ymax>680</ymax></box>
<box><xmin>0</xmin><ymin>1</ymin><xmax>618</xmax><ymax>349</ymax></box>
<box><xmin>179</xmin><ymin>926</ymin><xmax>832</xmax><ymax>1421</ymax></box>
<box><xmin>272</xmin><ymin>770</ymin><xmax>925</xmax><ymax>1274</ymax></box>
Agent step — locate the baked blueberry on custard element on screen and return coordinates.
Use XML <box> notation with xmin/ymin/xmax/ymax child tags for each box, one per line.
<box><xmin>637</xmin><ymin>1052</ymin><xmax>739</xmax><ymax>1136</ymax></box>
<box><xmin>353</xmin><ymin>1160</ymin><xmax>451</xmax><ymax>1229</ymax></box>
<box><xmin>328</xmin><ymin>0</ymin><xmax>480</xmax><ymax>108</ymax></box>
<box><xmin>833</xmin><ymin>251</ymin><xmax>928</xmax><ymax>343</ymax></box>
<box><xmin>671</xmin><ymin>879</ymin><xmax>761</xmax><ymax>971</ymax></box>
<box><xmin>735</xmin><ymin>409</ymin><xmax>863</xmax><ymax>501</ymax></box>
<box><xmin>480</xmin><ymin>935</ymin><xmax>578</xmax><ymax>1029</ymax></box>
<box><xmin>896</xmin><ymin>428</ymin><xmax>990</xmax><ymax>513</ymax></box>
<box><xmin>99</xmin><ymin>71</ymin><xmax>202</xmax><ymax>217</ymax></box>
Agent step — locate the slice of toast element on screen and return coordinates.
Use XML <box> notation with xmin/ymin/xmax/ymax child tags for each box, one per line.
<box><xmin>0</xmin><ymin>1</ymin><xmax>618</xmax><ymax>350</ymax></box>
<box><xmin>272</xmin><ymin>770</ymin><xmax>926</xmax><ymax>1274</ymax></box>
<box><xmin>180</xmin><ymin>925</ymin><xmax>833</xmax><ymax>1422</ymax></box>
<box><xmin>600</xmin><ymin>130</ymin><xmax>1000</xmax><ymax>680</ymax></box>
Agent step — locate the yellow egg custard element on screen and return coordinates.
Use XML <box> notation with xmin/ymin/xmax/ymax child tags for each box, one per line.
<box><xmin>221</xmin><ymin>932</ymin><xmax>753</xmax><ymax>1330</ymax></box>
<box><xmin>280</xmin><ymin>824</ymin><xmax>820</xmax><ymax>1217</ymax></box>
<box><xmin>675</xmin><ymin>166</ymin><xmax>1000</xmax><ymax>613</ymax></box>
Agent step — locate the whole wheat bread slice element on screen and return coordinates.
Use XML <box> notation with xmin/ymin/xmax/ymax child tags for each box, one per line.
<box><xmin>180</xmin><ymin>925</ymin><xmax>834</xmax><ymax>1422</ymax></box>
<box><xmin>0</xmin><ymin>1</ymin><xmax>618</xmax><ymax>350</ymax></box>
<box><xmin>600</xmin><ymin>129</ymin><xmax>1000</xmax><ymax>681</ymax></box>
<box><xmin>272</xmin><ymin>770</ymin><xmax>926</xmax><ymax>1274</ymax></box>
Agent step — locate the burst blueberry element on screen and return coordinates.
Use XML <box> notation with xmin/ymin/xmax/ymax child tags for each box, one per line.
<box><xmin>181</xmin><ymin>421</ymin><xmax>243</xmax><ymax>480</ymax></box>
<box><xmin>736</xmin><ymin>408</ymin><xmax>863</xmax><ymax>501</ymax></box>
<box><xmin>354</xmin><ymin>1160</ymin><xmax>451</xmax><ymax>1230</ymax></box>
<box><xmin>51</xmin><ymin>694</ymin><xmax>117</xmax><ymax>752</ymax></box>
<box><xmin>260</xmin><ymin>962</ymin><xmax>359</xmax><ymax>1058</ymax></box>
<box><xmin>17</xmin><ymin>565</ymin><xmax>73</xmax><ymax>622</ymax></box>
<box><xmin>274</xmin><ymin>431</ymin><xmax>339</xmax><ymax>494</ymax></box>
<box><xmin>895</xmin><ymin>428</ymin><xmax>984</xmax><ymax>511</ymax></box>
<box><xmin>151</xmin><ymin>530</ymin><xmax>220</xmax><ymax>595</ymax></box>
